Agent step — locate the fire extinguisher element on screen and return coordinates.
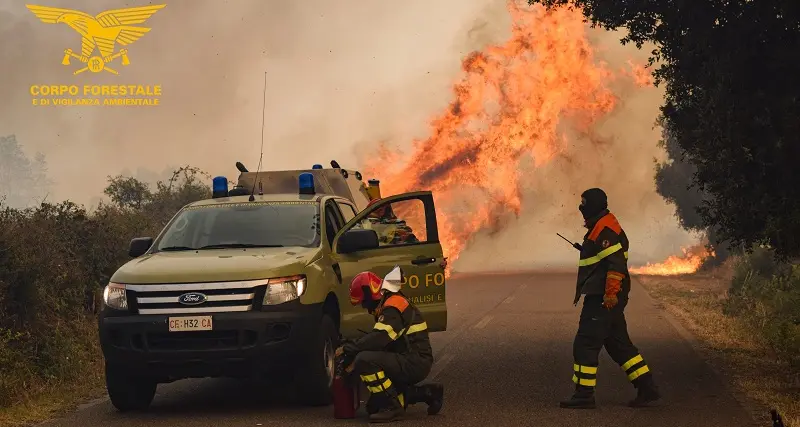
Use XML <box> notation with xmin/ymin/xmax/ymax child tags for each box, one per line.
<box><xmin>333</xmin><ymin>352</ymin><xmax>360</xmax><ymax>419</ymax></box>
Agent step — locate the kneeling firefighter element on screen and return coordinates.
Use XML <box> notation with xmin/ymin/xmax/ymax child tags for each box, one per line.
<box><xmin>335</xmin><ymin>266</ymin><xmax>444</xmax><ymax>423</ymax></box>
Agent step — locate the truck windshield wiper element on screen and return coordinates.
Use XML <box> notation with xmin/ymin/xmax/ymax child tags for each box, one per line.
<box><xmin>198</xmin><ymin>243</ymin><xmax>284</xmax><ymax>249</ymax></box>
<box><xmin>158</xmin><ymin>246</ymin><xmax>197</xmax><ymax>252</ymax></box>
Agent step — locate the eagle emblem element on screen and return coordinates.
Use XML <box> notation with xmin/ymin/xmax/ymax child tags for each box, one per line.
<box><xmin>26</xmin><ymin>4</ymin><xmax>166</xmax><ymax>75</ymax></box>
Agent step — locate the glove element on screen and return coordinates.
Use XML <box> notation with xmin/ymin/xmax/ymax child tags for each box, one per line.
<box><xmin>602</xmin><ymin>293</ymin><xmax>618</xmax><ymax>309</ymax></box>
<box><xmin>572</xmin><ymin>242</ymin><xmax>583</xmax><ymax>251</ymax></box>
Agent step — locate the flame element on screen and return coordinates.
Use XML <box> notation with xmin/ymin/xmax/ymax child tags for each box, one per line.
<box><xmin>362</xmin><ymin>1</ymin><xmax>645</xmax><ymax>273</ymax></box>
<box><xmin>630</xmin><ymin>244</ymin><xmax>716</xmax><ymax>276</ymax></box>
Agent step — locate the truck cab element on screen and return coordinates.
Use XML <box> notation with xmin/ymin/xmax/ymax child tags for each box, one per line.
<box><xmin>98</xmin><ymin>163</ymin><xmax>448</xmax><ymax>412</ymax></box>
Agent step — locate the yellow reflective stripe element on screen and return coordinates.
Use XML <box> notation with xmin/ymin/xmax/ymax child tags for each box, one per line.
<box><xmin>366</xmin><ymin>377</ymin><xmax>393</xmax><ymax>393</ymax></box>
<box><xmin>572</xmin><ymin>374</ymin><xmax>596</xmax><ymax>387</ymax></box>
<box><xmin>628</xmin><ymin>365</ymin><xmax>650</xmax><ymax>381</ymax></box>
<box><xmin>573</xmin><ymin>364</ymin><xmax>597</xmax><ymax>374</ymax></box>
<box><xmin>360</xmin><ymin>371</ymin><xmax>385</xmax><ymax>382</ymax></box>
<box><xmin>406</xmin><ymin>321</ymin><xmax>428</xmax><ymax>335</ymax></box>
<box><xmin>398</xmin><ymin>393</ymin><xmax>405</xmax><ymax>408</ymax></box>
<box><xmin>607</xmin><ymin>272</ymin><xmax>625</xmax><ymax>281</ymax></box>
<box><xmin>373</xmin><ymin>322</ymin><xmax>398</xmax><ymax>340</ymax></box>
<box><xmin>624</xmin><ymin>251</ymin><xmax>628</xmax><ymax>259</ymax></box>
<box><xmin>622</xmin><ymin>354</ymin><xmax>644</xmax><ymax>371</ymax></box>
<box><xmin>578</xmin><ymin>243</ymin><xmax>622</xmax><ymax>266</ymax></box>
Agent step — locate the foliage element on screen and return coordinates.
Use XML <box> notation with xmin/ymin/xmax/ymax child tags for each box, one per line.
<box><xmin>0</xmin><ymin>167</ymin><xmax>210</xmax><ymax>408</ymax></box>
<box><xmin>0</xmin><ymin>135</ymin><xmax>53</xmax><ymax>209</ymax></box>
<box><xmin>724</xmin><ymin>247</ymin><xmax>800</xmax><ymax>367</ymax></box>
<box><xmin>527</xmin><ymin>0</ymin><xmax>800</xmax><ymax>258</ymax></box>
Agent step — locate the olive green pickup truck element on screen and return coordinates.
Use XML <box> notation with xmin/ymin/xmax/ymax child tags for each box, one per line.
<box><xmin>98</xmin><ymin>163</ymin><xmax>448</xmax><ymax>411</ymax></box>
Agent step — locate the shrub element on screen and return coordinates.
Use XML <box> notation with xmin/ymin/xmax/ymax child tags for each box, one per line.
<box><xmin>0</xmin><ymin>167</ymin><xmax>211</xmax><ymax>408</ymax></box>
<box><xmin>724</xmin><ymin>247</ymin><xmax>800</xmax><ymax>368</ymax></box>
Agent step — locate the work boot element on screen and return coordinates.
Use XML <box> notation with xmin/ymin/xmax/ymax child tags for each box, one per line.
<box><xmin>423</xmin><ymin>383</ymin><xmax>444</xmax><ymax>415</ymax></box>
<box><xmin>559</xmin><ymin>385</ymin><xmax>596</xmax><ymax>409</ymax></box>
<box><xmin>407</xmin><ymin>383</ymin><xmax>445</xmax><ymax>415</ymax></box>
<box><xmin>369</xmin><ymin>390</ymin><xmax>405</xmax><ymax>423</ymax></box>
<box><xmin>629</xmin><ymin>374</ymin><xmax>661</xmax><ymax>407</ymax></box>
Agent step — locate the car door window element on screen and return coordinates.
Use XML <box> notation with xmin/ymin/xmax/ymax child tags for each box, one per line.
<box><xmin>325</xmin><ymin>203</ymin><xmax>343</xmax><ymax>247</ymax></box>
<box><xmin>336</xmin><ymin>202</ymin><xmax>357</xmax><ymax>223</ymax></box>
<box><xmin>353</xmin><ymin>198</ymin><xmax>428</xmax><ymax>247</ymax></box>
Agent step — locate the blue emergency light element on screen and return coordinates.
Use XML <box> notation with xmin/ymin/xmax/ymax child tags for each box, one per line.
<box><xmin>299</xmin><ymin>172</ymin><xmax>315</xmax><ymax>195</ymax></box>
<box><xmin>312</xmin><ymin>164</ymin><xmax>323</xmax><ymax>169</ymax></box>
<box><xmin>212</xmin><ymin>176</ymin><xmax>228</xmax><ymax>198</ymax></box>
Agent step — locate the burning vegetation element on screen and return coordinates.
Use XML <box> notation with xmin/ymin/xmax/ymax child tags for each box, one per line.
<box><xmin>363</xmin><ymin>1</ymin><xmax>657</xmax><ymax>270</ymax></box>
<box><xmin>630</xmin><ymin>244</ymin><xmax>716</xmax><ymax>276</ymax></box>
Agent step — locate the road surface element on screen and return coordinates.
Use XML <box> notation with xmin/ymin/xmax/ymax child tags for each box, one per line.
<box><xmin>45</xmin><ymin>272</ymin><xmax>757</xmax><ymax>427</ymax></box>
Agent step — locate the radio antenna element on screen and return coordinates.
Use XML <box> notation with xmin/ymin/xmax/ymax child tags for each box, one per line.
<box><xmin>249</xmin><ymin>71</ymin><xmax>267</xmax><ymax>202</ymax></box>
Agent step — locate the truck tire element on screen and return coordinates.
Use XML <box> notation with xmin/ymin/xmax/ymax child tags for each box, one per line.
<box><xmin>295</xmin><ymin>314</ymin><xmax>338</xmax><ymax>406</ymax></box>
<box><xmin>105</xmin><ymin>362</ymin><xmax>157</xmax><ymax>412</ymax></box>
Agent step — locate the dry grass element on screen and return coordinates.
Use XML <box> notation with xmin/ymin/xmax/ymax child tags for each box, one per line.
<box><xmin>637</xmin><ymin>264</ymin><xmax>800</xmax><ymax>427</ymax></box>
<box><xmin>0</xmin><ymin>381</ymin><xmax>104</xmax><ymax>427</ymax></box>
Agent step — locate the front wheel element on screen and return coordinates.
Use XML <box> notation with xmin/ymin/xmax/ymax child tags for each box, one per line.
<box><xmin>105</xmin><ymin>362</ymin><xmax>157</xmax><ymax>412</ymax></box>
<box><xmin>295</xmin><ymin>314</ymin><xmax>338</xmax><ymax>406</ymax></box>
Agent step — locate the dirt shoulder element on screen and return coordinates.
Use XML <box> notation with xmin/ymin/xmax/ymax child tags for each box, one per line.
<box><xmin>636</xmin><ymin>268</ymin><xmax>799</xmax><ymax>427</ymax></box>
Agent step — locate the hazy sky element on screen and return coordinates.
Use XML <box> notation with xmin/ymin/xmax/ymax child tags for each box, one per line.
<box><xmin>0</xmin><ymin>0</ymin><xmax>697</xmax><ymax>269</ymax></box>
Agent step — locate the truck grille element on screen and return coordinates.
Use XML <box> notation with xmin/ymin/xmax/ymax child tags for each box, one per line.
<box><xmin>127</xmin><ymin>280</ymin><xmax>268</xmax><ymax>315</ymax></box>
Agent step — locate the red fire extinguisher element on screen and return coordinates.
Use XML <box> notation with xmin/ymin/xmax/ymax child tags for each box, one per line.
<box><xmin>333</xmin><ymin>356</ymin><xmax>360</xmax><ymax>419</ymax></box>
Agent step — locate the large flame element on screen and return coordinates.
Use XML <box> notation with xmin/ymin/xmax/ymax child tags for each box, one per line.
<box><xmin>363</xmin><ymin>1</ymin><xmax>644</xmax><ymax>271</ymax></box>
<box><xmin>630</xmin><ymin>244</ymin><xmax>716</xmax><ymax>276</ymax></box>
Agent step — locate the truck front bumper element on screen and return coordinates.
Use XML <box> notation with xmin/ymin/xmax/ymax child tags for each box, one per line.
<box><xmin>98</xmin><ymin>302</ymin><xmax>323</xmax><ymax>380</ymax></box>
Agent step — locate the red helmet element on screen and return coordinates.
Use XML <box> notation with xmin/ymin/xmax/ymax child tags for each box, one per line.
<box><xmin>349</xmin><ymin>271</ymin><xmax>383</xmax><ymax>305</ymax></box>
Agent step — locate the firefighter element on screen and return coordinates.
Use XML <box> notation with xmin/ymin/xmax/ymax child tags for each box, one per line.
<box><xmin>560</xmin><ymin>188</ymin><xmax>662</xmax><ymax>409</ymax></box>
<box><xmin>336</xmin><ymin>266</ymin><xmax>444</xmax><ymax>423</ymax></box>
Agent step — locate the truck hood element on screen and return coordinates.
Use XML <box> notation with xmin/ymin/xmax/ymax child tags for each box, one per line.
<box><xmin>110</xmin><ymin>246</ymin><xmax>320</xmax><ymax>284</ymax></box>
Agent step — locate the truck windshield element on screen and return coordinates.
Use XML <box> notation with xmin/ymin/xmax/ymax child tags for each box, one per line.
<box><xmin>154</xmin><ymin>202</ymin><xmax>319</xmax><ymax>251</ymax></box>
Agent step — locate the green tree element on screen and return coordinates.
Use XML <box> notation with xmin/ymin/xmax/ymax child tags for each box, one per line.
<box><xmin>527</xmin><ymin>0</ymin><xmax>800</xmax><ymax>258</ymax></box>
<box><xmin>0</xmin><ymin>135</ymin><xmax>53</xmax><ymax>209</ymax></box>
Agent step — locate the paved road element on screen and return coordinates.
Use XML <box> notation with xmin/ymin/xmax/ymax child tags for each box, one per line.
<box><xmin>45</xmin><ymin>272</ymin><xmax>757</xmax><ymax>427</ymax></box>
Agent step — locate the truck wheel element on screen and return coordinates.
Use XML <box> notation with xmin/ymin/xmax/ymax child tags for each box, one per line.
<box><xmin>296</xmin><ymin>314</ymin><xmax>338</xmax><ymax>406</ymax></box>
<box><xmin>105</xmin><ymin>362</ymin><xmax>157</xmax><ymax>412</ymax></box>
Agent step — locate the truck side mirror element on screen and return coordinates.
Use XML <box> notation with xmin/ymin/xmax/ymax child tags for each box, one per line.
<box><xmin>337</xmin><ymin>229</ymin><xmax>379</xmax><ymax>254</ymax></box>
<box><xmin>129</xmin><ymin>237</ymin><xmax>154</xmax><ymax>258</ymax></box>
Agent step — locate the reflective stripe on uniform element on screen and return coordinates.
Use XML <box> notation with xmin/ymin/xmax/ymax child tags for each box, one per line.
<box><xmin>373</xmin><ymin>322</ymin><xmax>399</xmax><ymax>340</ymax></box>
<box><xmin>621</xmin><ymin>354</ymin><xmax>643</xmax><ymax>370</ymax></box>
<box><xmin>573</xmin><ymin>364</ymin><xmax>597</xmax><ymax>374</ymax></box>
<box><xmin>572</xmin><ymin>374</ymin><xmax>597</xmax><ymax>387</ymax></box>
<box><xmin>405</xmin><ymin>321</ymin><xmax>428</xmax><ymax>335</ymax></box>
<box><xmin>621</xmin><ymin>354</ymin><xmax>651</xmax><ymax>382</ymax></box>
<box><xmin>579</xmin><ymin>243</ymin><xmax>623</xmax><ymax>266</ymax></box>
<box><xmin>360</xmin><ymin>371</ymin><xmax>385</xmax><ymax>382</ymax></box>
<box><xmin>624</xmin><ymin>251</ymin><xmax>628</xmax><ymax>259</ymax></box>
<box><xmin>367</xmin><ymin>378</ymin><xmax>393</xmax><ymax>393</ymax></box>
<box><xmin>572</xmin><ymin>364</ymin><xmax>598</xmax><ymax>387</ymax></box>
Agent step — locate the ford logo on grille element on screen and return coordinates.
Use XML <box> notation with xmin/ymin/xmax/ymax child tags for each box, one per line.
<box><xmin>178</xmin><ymin>292</ymin><xmax>207</xmax><ymax>305</ymax></box>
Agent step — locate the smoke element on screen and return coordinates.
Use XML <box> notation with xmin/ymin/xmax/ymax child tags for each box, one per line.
<box><xmin>0</xmin><ymin>0</ymin><xmax>697</xmax><ymax>270</ymax></box>
<box><xmin>0</xmin><ymin>0</ymin><xmax>497</xmax><ymax>204</ymax></box>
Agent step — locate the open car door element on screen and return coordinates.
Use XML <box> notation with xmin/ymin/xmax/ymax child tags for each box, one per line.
<box><xmin>331</xmin><ymin>191</ymin><xmax>447</xmax><ymax>339</ymax></box>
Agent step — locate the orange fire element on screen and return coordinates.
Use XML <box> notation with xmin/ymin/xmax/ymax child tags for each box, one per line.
<box><xmin>363</xmin><ymin>1</ymin><xmax>644</xmax><ymax>271</ymax></box>
<box><xmin>629</xmin><ymin>244</ymin><xmax>716</xmax><ymax>276</ymax></box>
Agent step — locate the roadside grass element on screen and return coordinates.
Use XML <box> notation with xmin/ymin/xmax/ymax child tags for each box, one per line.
<box><xmin>0</xmin><ymin>319</ymin><xmax>104</xmax><ymax>427</ymax></box>
<box><xmin>637</xmin><ymin>263</ymin><xmax>799</xmax><ymax>427</ymax></box>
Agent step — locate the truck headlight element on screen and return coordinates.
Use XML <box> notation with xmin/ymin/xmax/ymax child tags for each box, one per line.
<box><xmin>263</xmin><ymin>275</ymin><xmax>306</xmax><ymax>306</ymax></box>
<box><xmin>103</xmin><ymin>282</ymin><xmax>128</xmax><ymax>310</ymax></box>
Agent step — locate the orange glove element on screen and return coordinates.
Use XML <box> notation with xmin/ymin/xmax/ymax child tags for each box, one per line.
<box><xmin>603</xmin><ymin>272</ymin><xmax>625</xmax><ymax>309</ymax></box>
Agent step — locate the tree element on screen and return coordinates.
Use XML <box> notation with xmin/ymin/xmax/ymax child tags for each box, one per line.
<box><xmin>0</xmin><ymin>135</ymin><xmax>53</xmax><ymax>209</ymax></box>
<box><xmin>527</xmin><ymin>0</ymin><xmax>800</xmax><ymax>258</ymax></box>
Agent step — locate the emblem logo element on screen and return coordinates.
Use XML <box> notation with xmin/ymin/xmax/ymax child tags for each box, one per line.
<box><xmin>601</xmin><ymin>240</ymin><xmax>610</xmax><ymax>248</ymax></box>
<box><xmin>26</xmin><ymin>4</ymin><xmax>166</xmax><ymax>75</ymax></box>
<box><xmin>378</xmin><ymin>315</ymin><xmax>385</xmax><ymax>322</ymax></box>
<box><xmin>178</xmin><ymin>292</ymin><xmax>207</xmax><ymax>306</ymax></box>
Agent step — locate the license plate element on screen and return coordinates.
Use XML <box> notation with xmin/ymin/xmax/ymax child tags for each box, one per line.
<box><xmin>168</xmin><ymin>316</ymin><xmax>212</xmax><ymax>332</ymax></box>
